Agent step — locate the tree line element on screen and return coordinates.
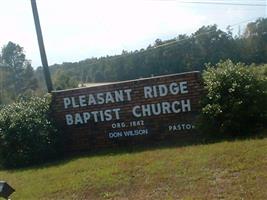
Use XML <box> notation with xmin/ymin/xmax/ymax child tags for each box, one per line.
<box><xmin>0</xmin><ymin>42</ymin><xmax>39</xmax><ymax>104</ymax></box>
<box><xmin>43</xmin><ymin>18</ymin><xmax>267</xmax><ymax>89</ymax></box>
<box><xmin>1</xmin><ymin>18</ymin><xmax>267</xmax><ymax>104</ymax></box>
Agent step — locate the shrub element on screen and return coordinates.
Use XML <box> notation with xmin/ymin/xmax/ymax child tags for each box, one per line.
<box><xmin>0</xmin><ymin>95</ymin><xmax>62</xmax><ymax>168</ymax></box>
<box><xmin>200</xmin><ymin>60</ymin><xmax>267</xmax><ymax>135</ymax></box>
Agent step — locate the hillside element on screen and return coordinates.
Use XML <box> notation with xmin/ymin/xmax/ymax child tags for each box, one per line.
<box><xmin>1</xmin><ymin>136</ymin><xmax>267</xmax><ymax>199</ymax></box>
<box><xmin>34</xmin><ymin>18</ymin><xmax>267</xmax><ymax>91</ymax></box>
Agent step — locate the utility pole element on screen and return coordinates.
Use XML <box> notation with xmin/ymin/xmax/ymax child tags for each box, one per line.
<box><xmin>30</xmin><ymin>0</ymin><xmax>53</xmax><ymax>92</ymax></box>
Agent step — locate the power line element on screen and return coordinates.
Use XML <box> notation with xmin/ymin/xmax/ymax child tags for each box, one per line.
<box><xmin>178</xmin><ymin>0</ymin><xmax>267</xmax><ymax>2</ymax></box>
<box><xmin>229</xmin><ymin>17</ymin><xmax>262</xmax><ymax>27</ymax></box>
<box><xmin>73</xmin><ymin>17</ymin><xmax>260</xmax><ymax>83</ymax></box>
<box><xmin>112</xmin><ymin>17</ymin><xmax>251</xmax><ymax>53</ymax></box>
<box><xmin>162</xmin><ymin>0</ymin><xmax>267</xmax><ymax>1</ymax></box>
<box><xmin>176</xmin><ymin>1</ymin><xmax>266</xmax><ymax>7</ymax></box>
<box><xmin>157</xmin><ymin>0</ymin><xmax>266</xmax><ymax>2</ymax></box>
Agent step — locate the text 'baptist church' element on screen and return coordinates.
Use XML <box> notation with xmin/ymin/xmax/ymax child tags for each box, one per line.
<box><xmin>63</xmin><ymin>81</ymin><xmax>191</xmax><ymax>125</ymax></box>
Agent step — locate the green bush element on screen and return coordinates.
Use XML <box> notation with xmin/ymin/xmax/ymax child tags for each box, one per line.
<box><xmin>200</xmin><ymin>60</ymin><xmax>267</xmax><ymax>135</ymax></box>
<box><xmin>0</xmin><ymin>95</ymin><xmax>62</xmax><ymax>168</ymax></box>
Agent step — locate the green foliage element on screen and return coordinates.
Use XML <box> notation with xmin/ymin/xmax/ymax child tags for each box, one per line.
<box><xmin>242</xmin><ymin>18</ymin><xmax>267</xmax><ymax>63</ymax></box>
<box><xmin>45</xmin><ymin>18</ymin><xmax>267</xmax><ymax>86</ymax></box>
<box><xmin>0</xmin><ymin>95</ymin><xmax>62</xmax><ymax>168</ymax></box>
<box><xmin>52</xmin><ymin>69</ymin><xmax>78</xmax><ymax>90</ymax></box>
<box><xmin>200</xmin><ymin>60</ymin><xmax>267</xmax><ymax>135</ymax></box>
<box><xmin>0</xmin><ymin>41</ymin><xmax>40</xmax><ymax>104</ymax></box>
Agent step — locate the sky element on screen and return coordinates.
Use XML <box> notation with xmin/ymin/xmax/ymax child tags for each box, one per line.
<box><xmin>0</xmin><ymin>0</ymin><xmax>266</xmax><ymax>68</ymax></box>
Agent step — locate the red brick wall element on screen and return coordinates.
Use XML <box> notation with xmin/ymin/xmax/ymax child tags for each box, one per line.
<box><xmin>52</xmin><ymin>71</ymin><xmax>203</xmax><ymax>152</ymax></box>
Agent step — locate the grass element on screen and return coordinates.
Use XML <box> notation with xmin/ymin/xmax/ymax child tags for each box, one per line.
<box><xmin>1</xmin><ymin>135</ymin><xmax>267</xmax><ymax>199</ymax></box>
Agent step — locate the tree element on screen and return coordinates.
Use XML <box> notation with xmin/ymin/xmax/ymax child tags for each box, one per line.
<box><xmin>242</xmin><ymin>18</ymin><xmax>267</xmax><ymax>63</ymax></box>
<box><xmin>53</xmin><ymin>70</ymin><xmax>78</xmax><ymax>90</ymax></box>
<box><xmin>0</xmin><ymin>41</ymin><xmax>39</xmax><ymax>103</ymax></box>
<box><xmin>192</xmin><ymin>25</ymin><xmax>236</xmax><ymax>64</ymax></box>
<box><xmin>200</xmin><ymin>60</ymin><xmax>267</xmax><ymax>135</ymax></box>
<box><xmin>0</xmin><ymin>64</ymin><xmax>12</xmax><ymax>104</ymax></box>
<box><xmin>1</xmin><ymin>42</ymin><xmax>26</xmax><ymax>94</ymax></box>
<box><xmin>35</xmin><ymin>18</ymin><xmax>266</xmax><ymax>88</ymax></box>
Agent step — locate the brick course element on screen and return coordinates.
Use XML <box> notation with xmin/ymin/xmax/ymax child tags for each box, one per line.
<box><xmin>52</xmin><ymin>71</ymin><xmax>203</xmax><ymax>152</ymax></box>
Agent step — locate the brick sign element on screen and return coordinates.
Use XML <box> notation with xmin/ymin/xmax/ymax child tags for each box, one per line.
<box><xmin>52</xmin><ymin>71</ymin><xmax>203</xmax><ymax>152</ymax></box>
